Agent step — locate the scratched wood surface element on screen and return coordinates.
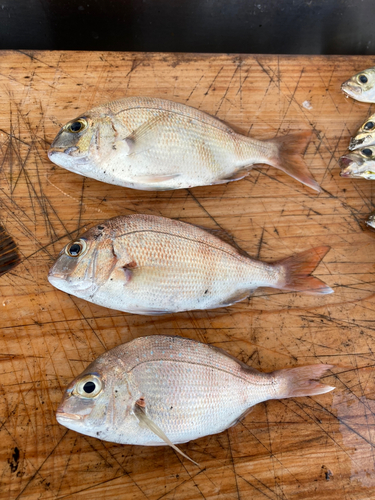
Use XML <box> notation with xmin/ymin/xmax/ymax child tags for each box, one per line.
<box><xmin>1</xmin><ymin>50</ymin><xmax>375</xmax><ymax>500</ymax></box>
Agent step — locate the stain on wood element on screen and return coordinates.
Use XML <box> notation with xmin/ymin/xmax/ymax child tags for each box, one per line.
<box><xmin>1</xmin><ymin>50</ymin><xmax>375</xmax><ymax>499</ymax></box>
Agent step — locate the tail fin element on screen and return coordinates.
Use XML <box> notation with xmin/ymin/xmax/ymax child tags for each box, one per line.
<box><xmin>276</xmin><ymin>246</ymin><xmax>333</xmax><ymax>295</ymax></box>
<box><xmin>269</xmin><ymin>132</ymin><xmax>320</xmax><ymax>192</ymax></box>
<box><xmin>271</xmin><ymin>364</ymin><xmax>335</xmax><ymax>399</ymax></box>
<box><xmin>0</xmin><ymin>225</ymin><xmax>20</xmax><ymax>277</ymax></box>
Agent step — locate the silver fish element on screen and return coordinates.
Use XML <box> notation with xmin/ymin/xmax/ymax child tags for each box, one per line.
<box><xmin>339</xmin><ymin>147</ymin><xmax>375</xmax><ymax>179</ymax></box>
<box><xmin>48</xmin><ymin>215</ymin><xmax>333</xmax><ymax>315</ymax></box>
<box><xmin>341</xmin><ymin>67</ymin><xmax>375</xmax><ymax>103</ymax></box>
<box><xmin>349</xmin><ymin>113</ymin><xmax>375</xmax><ymax>150</ymax></box>
<box><xmin>56</xmin><ymin>335</ymin><xmax>335</xmax><ymax>465</ymax></box>
<box><xmin>48</xmin><ymin>96</ymin><xmax>320</xmax><ymax>192</ymax></box>
<box><xmin>366</xmin><ymin>210</ymin><xmax>375</xmax><ymax>230</ymax></box>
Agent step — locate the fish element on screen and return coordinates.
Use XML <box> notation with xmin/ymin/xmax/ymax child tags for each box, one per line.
<box><xmin>339</xmin><ymin>147</ymin><xmax>375</xmax><ymax>179</ymax></box>
<box><xmin>0</xmin><ymin>225</ymin><xmax>20</xmax><ymax>277</ymax></box>
<box><xmin>48</xmin><ymin>96</ymin><xmax>320</xmax><ymax>192</ymax></box>
<box><xmin>349</xmin><ymin>113</ymin><xmax>375</xmax><ymax>150</ymax></box>
<box><xmin>366</xmin><ymin>210</ymin><xmax>375</xmax><ymax>230</ymax></box>
<box><xmin>48</xmin><ymin>214</ymin><xmax>333</xmax><ymax>315</ymax></box>
<box><xmin>341</xmin><ymin>67</ymin><xmax>375</xmax><ymax>103</ymax></box>
<box><xmin>56</xmin><ymin>335</ymin><xmax>335</xmax><ymax>465</ymax></box>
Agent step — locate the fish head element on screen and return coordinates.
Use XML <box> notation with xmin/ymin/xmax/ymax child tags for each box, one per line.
<box><xmin>339</xmin><ymin>147</ymin><xmax>375</xmax><ymax>179</ymax></box>
<box><xmin>341</xmin><ymin>67</ymin><xmax>375</xmax><ymax>102</ymax></box>
<box><xmin>349</xmin><ymin>115</ymin><xmax>375</xmax><ymax>150</ymax></box>
<box><xmin>48</xmin><ymin>109</ymin><xmax>120</xmax><ymax>175</ymax></box>
<box><xmin>48</xmin><ymin>222</ymin><xmax>119</xmax><ymax>298</ymax></box>
<box><xmin>56</xmin><ymin>352</ymin><xmax>133</xmax><ymax>436</ymax></box>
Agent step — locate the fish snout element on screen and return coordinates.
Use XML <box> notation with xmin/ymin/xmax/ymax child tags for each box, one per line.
<box><xmin>341</xmin><ymin>81</ymin><xmax>362</xmax><ymax>96</ymax></box>
<box><xmin>348</xmin><ymin>137</ymin><xmax>363</xmax><ymax>151</ymax></box>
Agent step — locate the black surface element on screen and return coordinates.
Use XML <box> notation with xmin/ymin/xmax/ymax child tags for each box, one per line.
<box><xmin>0</xmin><ymin>0</ymin><xmax>375</xmax><ymax>54</ymax></box>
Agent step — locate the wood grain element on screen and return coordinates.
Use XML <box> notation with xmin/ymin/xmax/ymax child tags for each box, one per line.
<box><xmin>1</xmin><ymin>50</ymin><xmax>375</xmax><ymax>500</ymax></box>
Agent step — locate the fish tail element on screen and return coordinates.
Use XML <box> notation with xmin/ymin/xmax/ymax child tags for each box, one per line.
<box><xmin>0</xmin><ymin>225</ymin><xmax>21</xmax><ymax>277</ymax></box>
<box><xmin>275</xmin><ymin>246</ymin><xmax>333</xmax><ymax>295</ymax></box>
<box><xmin>271</xmin><ymin>364</ymin><xmax>335</xmax><ymax>399</ymax></box>
<box><xmin>268</xmin><ymin>131</ymin><xmax>320</xmax><ymax>192</ymax></box>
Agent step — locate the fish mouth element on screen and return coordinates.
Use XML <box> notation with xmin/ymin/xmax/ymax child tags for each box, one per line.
<box><xmin>47</xmin><ymin>149</ymin><xmax>90</xmax><ymax>166</ymax></box>
<box><xmin>339</xmin><ymin>156</ymin><xmax>357</xmax><ymax>177</ymax></box>
<box><xmin>48</xmin><ymin>273</ymin><xmax>97</xmax><ymax>294</ymax></box>
<box><xmin>348</xmin><ymin>137</ymin><xmax>364</xmax><ymax>151</ymax></box>
<box><xmin>341</xmin><ymin>82</ymin><xmax>362</xmax><ymax>96</ymax></box>
<box><xmin>56</xmin><ymin>411</ymin><xmax>83</xmax><ymax>421</ymax></box>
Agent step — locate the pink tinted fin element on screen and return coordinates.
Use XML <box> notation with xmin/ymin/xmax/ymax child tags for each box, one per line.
<box><xmin>276</xmin><ymin>246</ymin><xmax>333</xmax><ymax>295</ymax></box>
<box><xmin>271</xmin><ymin>364</ymin><xmax>335</xmax><ymax>399</ymax></box>
<box><xmin>0</xmin><ymin>225</ymin><xmax>20</xmax><ymax>277</ymax></box>
<box><xmin>133</xmin><ymin>173</ymin><xmax>181</xmax><ymax>184</ymax></box>
<box><xmin>269</xmin><ymin>131</ymin><xmax>320</xmax><ymax>192</ymax></box>
<box><xmin>125</xmin><ymin>115</ymin><xmax>164</xmax><ymax>156</ymax></box>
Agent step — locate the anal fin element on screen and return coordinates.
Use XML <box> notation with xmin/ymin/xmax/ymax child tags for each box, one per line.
<box><xmin>213</xmin><ymin>289</ymin><xmax>253</xmax><ymax>309</ymax></box>
<box><xmin>133</xmin><ymin>403</ymin><xmax>200</xmax><ymax>467</ymax></box>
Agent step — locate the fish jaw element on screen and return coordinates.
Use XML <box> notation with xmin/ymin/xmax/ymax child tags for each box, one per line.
<box><xmin>341</xmin><ymin>81</ymin><xmax>364</xmax><ymax>101</ymax></box>
<box><xmin>339</xmin><ymin>155</ymin><xmax>362</xmax><ymax>178</ymax></box>
<box><xmin>48</xmin><ymin>254</ymin><xmax>98</xmax><ymax>296</ymax></box>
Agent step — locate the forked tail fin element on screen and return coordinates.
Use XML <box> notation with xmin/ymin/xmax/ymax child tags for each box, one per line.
<box><xmin>0</xmin><ymin>225</ymin><xmax>20</xmax><ymax>277</ymax></box>
<box><xmin>269</xmin><ymin>131</ymin><xmax>320</xmax><ymax>192</ymax></box>
<box><xmin>271</xmin><ymin>364</ymin><xmax>335</xmax><ymax>399</ymax></box>
<box><xmin>276</xmin><ymin>246</ymin><xmax>333</xmax><ymax>295</ymax></box>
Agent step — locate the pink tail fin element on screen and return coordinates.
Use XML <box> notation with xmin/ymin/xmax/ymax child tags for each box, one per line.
<box><xmin>276</xmin><ymin>246</ymin><xmax>333</xmax><ymax>295</ymax></box>
<box><xmin>269</xmin><ymin>132</ymin><xmax>320</xmax><ymax>192</ymax></box>
<box><xmin>271</xmin><ymin>364</ymin><xmax>335</xmax><ymax>399</ymax></box>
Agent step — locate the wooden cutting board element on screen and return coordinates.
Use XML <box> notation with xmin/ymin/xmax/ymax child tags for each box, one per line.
<box><xmin>1</xmin><ymin>50</ymin><xmax>375</xmax><ymax>500</ymax></box>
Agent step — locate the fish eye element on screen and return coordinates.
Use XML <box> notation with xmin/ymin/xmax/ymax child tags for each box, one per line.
<box><xmin>362</xmin><ymin>148</ymin><xmax>373</xmax><ymax>157</ymax></box>
<box><xmin>65</xmin><ymin>239</ymin><xmax>87</xmax><ymax>258</ymax></box>
<box><xmin>358</xmin><ymin>74</ymin><xmax>368</xmax><ymax>84</ymax></box>
<box><xmin>67</xmin><ymin>118</ymin><xmax>87</xmax><ymax>134</ymax></box>
<box><xmin>74</xmin><ymin>375</ymin><xmax>103</xmax><ymax>398</ymax></box>
<box><xmin>364</xmin><ymin>121</ymin><xmax>375</xmax><ymax>130</ymax></box>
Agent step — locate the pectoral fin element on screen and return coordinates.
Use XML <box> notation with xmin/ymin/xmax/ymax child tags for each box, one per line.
<box><xmin>133</xmin><ymin>403</ymin><xmax>200</xmax><ymax>467</ymax></box>
<box><xmin>122</xmin><ymin>115</ymin><xmax>164</xmax><ymax>156</ymax></box>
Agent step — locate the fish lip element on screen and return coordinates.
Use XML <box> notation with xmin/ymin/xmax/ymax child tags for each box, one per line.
<box><xmin>56</xmin><ymin>411</ymin><xmax>82</xmax><ymax>421</ymax></box>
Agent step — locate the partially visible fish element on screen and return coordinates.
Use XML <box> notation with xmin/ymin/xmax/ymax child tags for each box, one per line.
<box><xmin>339</xmin><ymin>147</ymin><xmax>375</xmax><ymax>179</ymax></box>
<box><xmin>366</xmin><ymin>210</ymin><xmax>375</xmax><ymax>230</ymax></box>
<box><xmin>56</xmin><ymin>335</ymin><xmax>335</xmax><ymax>465</ymax></box>
<box><xmin>48</xmin><ymin>214</ymin><xmax>333</xmax><ymax>315</ymax></box>
<box><xmin>48</xmin><ymin>96</ymin><xmax>320</xmax><ymax>192</ymax></box>
<box><xmin>349</xmin><ymin>113</ymin><xmax>375</xmax><ymax>150</ymax></box>
<box><xmin>0</xmin><ymin>225</ymin><xmax>20</xmax><ymax>277</ymax></box>
<box><xmin>341</xmin><ymin>67</ymin><xmax>375</xmax><ymax>103</ymax></box>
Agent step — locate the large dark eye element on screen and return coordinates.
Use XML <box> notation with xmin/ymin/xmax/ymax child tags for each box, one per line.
<box><xmin>83</xmin><ymin>381</ymin><xmax>96</xmax><ymax>394</ymax></box>
<box><xmin>362</xmin><ymin>148</ymin><xmax>373</xmax><ymax>157</ymax></box>
<box><xmin>364</xmin><ymin>121</ymin><xmax>374</xmax><ymax>130</ymax></box>
<box><xmin>359</xmin><ymin>74</ymin><xmax>368</xmax><ymax>84</ymax></box>
<box><xmin>75</xmin><ymin>374</ymin><xmax>103</xmax><ymax>398</ymax></box>
<box><xmin>65</xmin><ymin>239</ymin><xmax>87</xmax><ymax>257</ymax></box>
<box><xmin>67</xmin><ymin>119</ymin><xmax>87</xmax><ymax>133</ymax></box>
